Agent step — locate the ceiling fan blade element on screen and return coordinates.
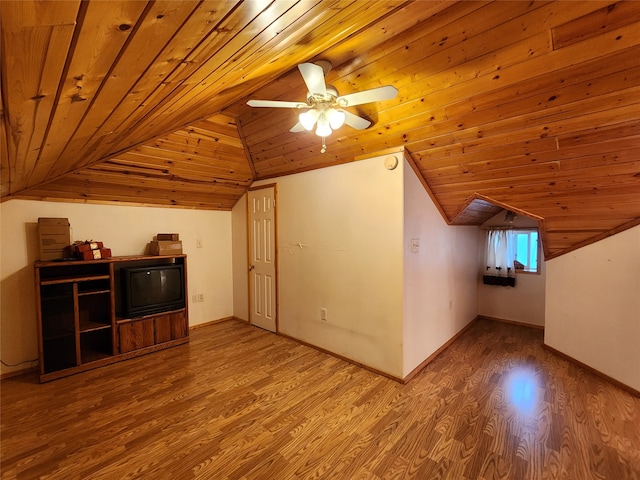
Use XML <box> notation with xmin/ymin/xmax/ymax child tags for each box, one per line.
<box><xmin>298</xmin><ymin>63</ymin><xmax>327</xmax><ymax>96</ymax></box>
<box><xmin>342</xmin><ymin>110</ymin><xmax>371</xmax><ymax>130</ymax></box>
<box><xmin>337</xmin><ymin>85</ymin><xmax>398</xmax><ymax>107</ymax></box>
<box><xmin>290</xmin><ymin>122</ymin><xmax>306</xmax><ymax>133</ymax></box>
<box><xmin>247</xmin><ymin>99</ymin><xmax>307</xmax><ymax>108</ymax></box>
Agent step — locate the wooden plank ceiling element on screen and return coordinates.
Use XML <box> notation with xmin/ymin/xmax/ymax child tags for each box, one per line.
<box><xmin>1</xmin><ymin>1</ymin><xmax>639</xmax><ymax>259</ymax></box>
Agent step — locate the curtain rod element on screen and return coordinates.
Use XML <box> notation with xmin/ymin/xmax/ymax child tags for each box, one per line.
<box><xmin>480</xmin><ymin>226</ymin><xmax>514</xmax><ymax>231</ymax></box>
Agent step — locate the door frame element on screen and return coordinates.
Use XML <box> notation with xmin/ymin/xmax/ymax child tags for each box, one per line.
<box><xmin>246</xmin><ymin>183</ymin><xmax>279</xmax><ymax>332</ymax></box>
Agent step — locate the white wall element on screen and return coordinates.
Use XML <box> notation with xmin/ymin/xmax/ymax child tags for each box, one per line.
<box><xmin>402</xmin><ymin>159</ymin><xmax>479</xmax><ymax>376</ymax></box>
<box><xmin>545</xmin><ymin>225</ymin><xmax>640</xmax><ymax>392</ymax></box>
<box><xmin>0</xmin><ymin>199</ymin><xmax>233</xmax><ymax>376</ymax></box>
<box><xmin>251</xmin><ymin>156</ymin><xmax>405</xmax><ymax>377</ymax></box>
<box><xmin>231</xmin><ymin>194</ymin><xmax>248</xmax><ymax>321</ymax></box>
<box><xmin>477</xmin><ymin>212</ymin><xmax>546</xmax><ymax>327</ymax></box>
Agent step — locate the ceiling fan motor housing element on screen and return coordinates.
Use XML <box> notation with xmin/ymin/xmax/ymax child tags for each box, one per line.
<box><xmin>307</xmin><ymin>85</ymin><xmax>339</xmax><ymax>107</ymax></box>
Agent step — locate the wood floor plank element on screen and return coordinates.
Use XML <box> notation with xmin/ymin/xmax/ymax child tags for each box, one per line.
<box><xmin>1</xmin><ymin>319</ymin><xmax>639</xmax><ymax>479</ymax></box>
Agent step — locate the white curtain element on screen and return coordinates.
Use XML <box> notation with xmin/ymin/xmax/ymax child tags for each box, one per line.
<box><xmin>485</xmin><ymin>229</ymin><xmax>516</xmax><ymax>276</ymax></box>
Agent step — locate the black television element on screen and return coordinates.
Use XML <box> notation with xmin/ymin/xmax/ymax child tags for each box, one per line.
<box><xmin>121</xmin><ymin>264</ymin><xmax>185</xmax><ymax>318</ymax></box>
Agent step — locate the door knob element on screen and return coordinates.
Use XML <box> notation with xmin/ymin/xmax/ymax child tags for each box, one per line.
<box><xmin>249</xmin><ymin>265</ymin><xmax>255</xmax><ymax>271</ymax></box>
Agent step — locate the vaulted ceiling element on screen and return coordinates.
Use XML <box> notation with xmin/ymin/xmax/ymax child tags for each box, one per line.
<box><xmin>2</xmin><ymin>1</ymin><xmax>639</xmax><ymax>259</ymax></box>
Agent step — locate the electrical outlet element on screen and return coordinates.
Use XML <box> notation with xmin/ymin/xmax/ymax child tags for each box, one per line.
<box><xmin>320</xmin><ymin>308</ymin><xmax>327</xmax><ymax>321</ymax></box>
<box><xmin>198</xmin><ymin>293</ymin><xmax>204</xmax><ymax>302</ymax></box>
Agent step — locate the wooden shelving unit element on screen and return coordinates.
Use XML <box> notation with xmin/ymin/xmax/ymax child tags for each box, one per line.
<box><xmin>34</xmin><ymin>255</ymin><xmax>189</xmax><ymax>382</ymax></box>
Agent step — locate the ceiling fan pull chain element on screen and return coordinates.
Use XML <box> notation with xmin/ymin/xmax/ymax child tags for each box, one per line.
<box><xmin>320</xmin><ymin>137</ymin><xmax>327</xmax><ymax>154</ymax></box>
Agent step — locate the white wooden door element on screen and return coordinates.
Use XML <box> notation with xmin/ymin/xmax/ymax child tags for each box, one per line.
<box><xmin>248</xmin><ymin>187</ymin><xmax>277</xmax><ymax>332</ymax></box>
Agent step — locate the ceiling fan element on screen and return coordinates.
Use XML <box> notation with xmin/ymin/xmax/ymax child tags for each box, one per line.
<box><xmin>247</xmin><ymin>61</ymin><xmax>398</xmax><ymax>153</ymax></box>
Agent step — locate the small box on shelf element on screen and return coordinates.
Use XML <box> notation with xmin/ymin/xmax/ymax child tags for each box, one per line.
<box><xmin>71</xmin><ymin>241</ymin><xmax>112</xmax><ymax>260</ymax></box>
<box><xmin>76</xmin><ymin>248</ymin><xmax>112</xmax><ymax>261</ymax></box>
<box><xmin>149</xmin><ymin>240</ymin><xmax>183</xmax><ymax>256</ymax></box>
<box><xmin>73</xmin><ymin>241</ymin><xmax>104</xmax><ymax>253</ymax></box>
<box><xmin>157</xmin><ymin>233</ymin><xmax>180</xmax><ymax>241</ymax></box>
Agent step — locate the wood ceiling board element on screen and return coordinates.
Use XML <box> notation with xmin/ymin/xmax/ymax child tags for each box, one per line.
<box><xmin>88</xmin><ymin>1</ymin><xmax>241</xmax><ymax>137</ymax></box>
<box><xmin>334</xmin><ymin>1</ymin><xmax>551</xmax><ymax>88</ymax></box>
<box><xmin>322</xmin><ymin>0</ymin><xmax>456</xmax><ymax>74</ymax></box>
<box><xmin>0</xmin><ymin>1</ymin><xmax>81</xmax><ymax>28</ymax></box>
<box><xmin>427</xmin><ymin>155</ymin><xmax>639</xmax><ymax>189</ymax></box>
<box><xmin>383</xmin><ymin>21</ymin><xmax>640</xmax><ymax>119</ymax></box>
<box><xmin>551</xmin><ymin>1</ymin><xmax>640</xmax><ymax>50</ymax></box>
<box><xmin>444</xmin><ymin>47</ymin><xmax>640</xmax><ymax>120</ymax></box>
<box><xmin>99</xmin><ymin>0</ymin><xmax>303</xmax><ymax>149</ymax></box>
<box><xmin>75</xmin><ymin>165</ymin><xmax>249</xmax><ymax>193</ymax></box>
<box><xmin>401</xmin><ymin>101</ymin><xmax>640</xmax><ymax>164</ymax></box>
<box><xmin>420</xmin><ymin>139</ymin><xmax>640</xmax><ymax>180</ymax></box>
<box><xmin>37</xmin><ymin>172</ymin><xmax>246</xmax><ymax>197</ymax></box>
<box><xmin>114</xmin><ymin>144</ymin><xmax>249</xmax><ymax>165</ymax></box>
<box><xmin>242</xmin><ymin>12</ymin><xmax>640</xmax><ymax>180</ymax></box>
<box><xmin>19</xmin><ymin>176</ymin><xmax>242</xmax><ymax>210</ymax></box>
<box><xmin>109</xmin><ymin>1</ymin><xmax>404</xmax><ymax>160</ymax></box>
<box><xmin>22</xmin><ymin>1</ymin><xmax>148</xmax><ymax>192</ymax></box>
<box><xmin>113</xmin><ymin>149</ymin><xmax>252</xmax><ymax>181</ymax></box>
<box><xmin>1</xmin><ymin>7</ymin><xmax>78</xmax><ymax>193</ymax></box>
<box><xmin>429</xmin><ymin>163</ymin><xmax>640</xmax><ymax>198</ymax></box>
<box><xmin>36</xmin><ymin>1</ymin><xmax>204</xmax><ymax>183</ymax></box>
<box><xmin>150</xmin><ymin>135</ymin><xmax>247</xmax><ymax>163</ymax></box>
<box><xmin>450</xmin><ymin>202</ymin><xmax>505</xmax><ymax>226</ymax></box>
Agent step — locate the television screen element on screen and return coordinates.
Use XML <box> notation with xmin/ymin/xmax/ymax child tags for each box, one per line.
<box><xmin>122</xmin><ymin>264</ymin><xmax>184</xmax><ymax>317</ymax></box>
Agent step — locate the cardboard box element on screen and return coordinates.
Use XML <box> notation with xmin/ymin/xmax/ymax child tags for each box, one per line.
<box><xmin>77</xmin><ymin>248</ymin><xmax>112</xmax><ymax>261</ymax></box>
<box><xmin>38</xmin><ymin>218</ymin><xmax>71</xmax><ymax>261</ymax></box>
<box><xmin>157</xmin><ymin>233</ymin><xmax>180</xmax><ymax>241</ymax></box>
<box><xmin>149</xmin><ymin>240</ymin><xmax>183</xmax><ymax>256</ymax></box>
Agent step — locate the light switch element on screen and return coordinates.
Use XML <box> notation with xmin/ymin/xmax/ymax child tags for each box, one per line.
<box><xmin>411</xmin><ymin>238</ymin><xmax>420</xmax><ymax>253</ymax></box>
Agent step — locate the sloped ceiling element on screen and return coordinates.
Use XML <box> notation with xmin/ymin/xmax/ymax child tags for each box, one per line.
<box><xmin>1</xmin><ymin>1</ymin><xmax>639</xmax><ymax>259</ymax></box>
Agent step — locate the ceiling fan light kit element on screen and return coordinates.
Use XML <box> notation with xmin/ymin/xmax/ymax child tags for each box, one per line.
<box><xmin>247</xmin><ymin>61</ymin><xmax>397</xmax><ymax>152</ymax></box>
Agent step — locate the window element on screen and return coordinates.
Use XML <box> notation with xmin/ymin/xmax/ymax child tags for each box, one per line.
<box><xmin>513</xmin><ymin>230</ymin><xmax>539</xmax><ymax>273</ymax></box>
<box><xmin>484</xmin><ymin>228</ymin><xmax>540</xmax><ymax>280</ymax></box>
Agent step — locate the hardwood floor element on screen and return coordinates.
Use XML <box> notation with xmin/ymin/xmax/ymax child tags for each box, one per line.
<box><xmin>2</xmin><ymin>319</ymin><xmax>639</xmax><ymax>479</ymax></box>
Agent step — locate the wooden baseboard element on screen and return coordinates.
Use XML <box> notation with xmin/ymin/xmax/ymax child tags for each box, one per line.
<box><xmin>478</xmin><ymin>315</ymin><xmax>545</xmax><ymax>330</ymax></box>
<box><xmin>544</xmin><ymin>344</ymin><xmax>639</xmax><ymax>398</ymax></box>
<box><xmin>402</xmin><ymin>316</ymin><xmax>479</xmax><ymax>383</ymax></box>
<box><xmin>276</xmin><ymin>331</ymin><xmax>404</xmax><ymax>383</ymax></box>
<box><xmin>1</xmin><ymin>365</ymin><xmax>38</xmax><ymax>381</ymax></box>
<box><xmin>278</xmin><ymin>317</ymin><xmax>483</xmax><ymax>385</ymax></box>
<box><xmin>189</xmin><ymin>316</ymin><xmax>240</xmax><ymax>330</ymax></box>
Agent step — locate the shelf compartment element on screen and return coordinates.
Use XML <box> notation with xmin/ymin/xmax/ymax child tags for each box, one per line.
<box><xmin>79</xmin><ymin>321</ymin><xmax>111</xmax><ymax>333</ymax></box>
<box><xmin>78</xmin><ymin>293</ymin><xmax>111</xmax><ymax>327</ymax></box>
<box><xmin>40</xmin><ymin>282</ymin><xmax>73</xmax><ymax>301</ymax></box>
<box><xmin>77</xmin><ymin>278</ymin><xmax>111</xmax><ymax>295</ymax></box>
<box><xmin>40</xmin><ymin>287</ymin><xmax>75</xmax><ymax>340</ymax></box>
<box><xmin>41</xmin><ymin>274</ymin><xmax>110</xmax><ymax>286</ymax></box>
<box><xmin>80</xmin><ymin>329</ymin><xmax>112</xmax><ymax>364</ymax></box>
<box><xmin>78</xmin><ymin>289</ymin><xmax>110</xmax><ymax>297</ymax></box>
<box><xmin>43</xmin><ymin>336</ymin><xmax>78</xmax><ymax>373</ymax></box>
<box><xmin>39</xmin><ymin>263</ymin><xmax>111</xmax><ymax>283</ymax></box>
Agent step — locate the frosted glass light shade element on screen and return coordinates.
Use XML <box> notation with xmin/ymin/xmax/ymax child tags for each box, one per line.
<box><xmin>328</xmin><ymin>109</ymin><xmax>346</xmax><ymax>129</ymax></box>
<box><xmin>299</xmin><ymin>109</ymin><xmax>318</xmax><ymax>131</ymax></box>
<box><xmin>315</xmin><ymin>113</ymin><xmax>332</xmax><ymax>137</ymax></box>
